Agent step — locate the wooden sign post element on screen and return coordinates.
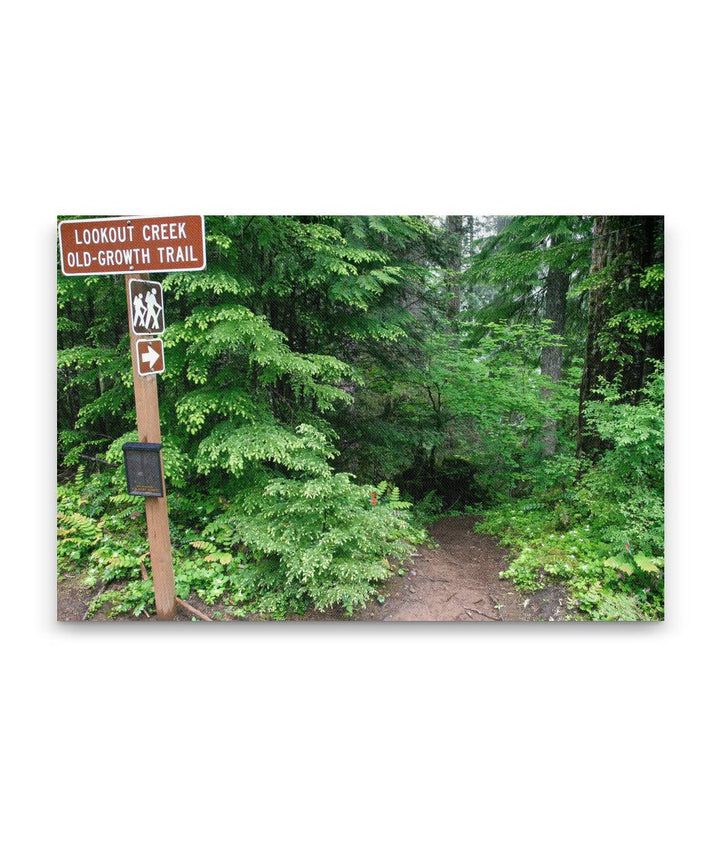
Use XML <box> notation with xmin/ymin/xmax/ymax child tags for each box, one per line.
<box><xmin>58</xmin><ymin>215</ymin><xmax>206</xmax><ymax>621</ymax></box>
<box><xmin>124</xmin><ymin>272</ymin><xmax>175</xmax><ymax>619</ymax></box>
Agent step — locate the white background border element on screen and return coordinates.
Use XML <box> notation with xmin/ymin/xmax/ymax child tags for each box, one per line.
<box><xmin>4</xmin><ymin>3</ymin><xmax>717</xmax><ymax>855</ymax></box>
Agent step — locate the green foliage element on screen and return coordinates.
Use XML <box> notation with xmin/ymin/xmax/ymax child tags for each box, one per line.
<box><xmin>477</xmin><ymin>366</ymin><xmax>664</xmax><ymax>620</ymax></box>
<box><xmin>87</xmin><ymin>580</ymin><xmax>155</xmax><ymax>618</ymax></box>
<box><xmin>464</xmin><ymin>216</ymin><xmax>592</xmax><ymax>350</ymax></box>
<box><xmin>342</xmin><ymin>319</ymin><xmax>573</xmax><ymax>505</ymax></box>
<box><xmin>577</xmin><ymin>365</ymin><xmax>664</xmax><ymax>555</ymax></box>
<box><xmin>469</xmin><ymin>216</ymin><xmax>591</xmax><ymax>286</ymax></box>
<box><xmin>57</xmin><ymin>497</ymin><xmax>102</xmax><ymax>571</ymax></box>
<box><xmin>57</xmin><ymin>463</ymin><xmax>425</xmax><ymax>619</ymax></box>
<box><xmin>477</xmin><ymin>503</ymin><xmax>662</xmax><ymax>620</ymax></box>
<box><xmin>58</xmin><ymin>473</ymin><xmax>153</xmax><ymax>616</ymax></box>
<box><xmin>197</xmin><ymin>422</ymin><xmax>336</xmax><ymax>478</ymax></box>
<box><xmin>204</xmin><ymin>473</ymin><xmax>424</xmax><ymax>616</ymax></box>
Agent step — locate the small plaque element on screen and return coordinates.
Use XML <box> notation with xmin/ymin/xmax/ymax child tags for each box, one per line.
<box><xmin>122</xmin><ymin>442</ymin><xmax>164</xmax><ymax>497</ymax></box>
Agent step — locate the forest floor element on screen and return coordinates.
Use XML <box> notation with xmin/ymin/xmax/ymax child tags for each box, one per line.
<box><xmin>57</xmin><ymin>515</ymin><xmax>569</xmax><ymax>622</ymax></box>
<box><xmin>302</xmin><ymin>515</ymin><xmax>569</xmax><ymax>622</ymax></box>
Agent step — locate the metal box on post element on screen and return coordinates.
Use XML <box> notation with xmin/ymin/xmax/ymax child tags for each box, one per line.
<box><xmin>122</xmin><ymin>442</ymin><xmax>164</xmax><ymax>497</ymax></box>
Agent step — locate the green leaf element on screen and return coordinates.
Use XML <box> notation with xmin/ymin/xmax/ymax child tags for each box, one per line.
<box><xmin>634</xmin><ymin>554</ymin><xmax>662</xmax><ymax>574</ymax></box>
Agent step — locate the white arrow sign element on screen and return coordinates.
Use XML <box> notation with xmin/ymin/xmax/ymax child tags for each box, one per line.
<box><xmin>142</xmin><ymin>343</ymin><xmax>160</xmax><ymax>369</ymax></box>
<box><xmin>136</xmin><ymin>338</ymin><xmax>165</xmax><ymax>376</ymax></box>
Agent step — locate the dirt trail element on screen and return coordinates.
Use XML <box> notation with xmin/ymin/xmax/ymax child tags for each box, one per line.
<box><xmin>340</xmin><ymin>515</ymin><xmax>567</xmax><ymax>622</ymax></box>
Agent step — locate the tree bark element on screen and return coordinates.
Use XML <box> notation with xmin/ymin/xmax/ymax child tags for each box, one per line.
<box><xmin>446</xmin><ymin>215</ymin><xmax>465</xmax><ymax>317</ymax></box>
<box><xmin>576</xmin><ymin>215</ymin><xmax>663</xmax><ymax>457</ymax></box>
<box><xmin>540</xmin><ymin>262</ymin><xmax>570</xmax><ymax>455</ymax></box>
<box><xmin>577</xmin><ymin>215</ymin><xmax>611</xmax><ymax>457</ymax></box>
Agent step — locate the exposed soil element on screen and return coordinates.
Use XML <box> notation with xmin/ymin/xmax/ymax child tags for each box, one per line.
<box><xmin>56</xmin><ymin>515</ymin><xmax>568</xmax><ymax>622</ymax></box>
<box><xmin>303</xmin><ymin>515</ymin><xmax>568</xmax><ymax>622</ymax></box>
<box><xmin>56</xmin><ymin>576</ymin><xmax>220</xmax><ymax>621</ymax></box>
<box><xmin>56</xmin><ymin>572</ymin><xmax>101</xmax><ymax>621</ymax></box>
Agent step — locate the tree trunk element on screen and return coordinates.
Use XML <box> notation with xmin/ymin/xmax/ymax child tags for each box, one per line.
<box><xmin>446</xmin><ymin>215</ymin><xmax>464</xmax><ymax>317</ymax></box>
<box><xmin>577</xmin><ymin>215</ymin><xmax>611</xmax><ymax>457</ymax></box>
<box><xmin>540</xmin><ymin>262</ymin><xmax>570</xmax><ymax>455</ymax></box>
<box><xmin>576</xmin><ymin>215</ymin><xmax>663</xmax><ymax>457</ymax></box>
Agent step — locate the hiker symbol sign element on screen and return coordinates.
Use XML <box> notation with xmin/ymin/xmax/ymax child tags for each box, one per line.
<box><xmin>129</xmin><ymin>279</ymin><xmax>165</xmax><ymax>336</ymax></box>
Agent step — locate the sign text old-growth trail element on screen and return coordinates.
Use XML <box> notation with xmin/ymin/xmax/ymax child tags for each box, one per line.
<box><xmin>59</xmin><ymin>215</ymin><xmax>205</xmax><ymax>276</ymax></box>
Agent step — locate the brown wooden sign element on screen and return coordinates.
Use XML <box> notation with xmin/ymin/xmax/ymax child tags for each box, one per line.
<box><xmin>58</xmin><ymin>215</ymin><xmax>206</xmax><ymax>276</ymax></box>
<box><xmin>136</xmin><ymin>338</ymin><xmax>165</xmax><ymax>376</ymax></box>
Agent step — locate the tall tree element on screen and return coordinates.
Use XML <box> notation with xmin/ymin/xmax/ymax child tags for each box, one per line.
<box><xmin>445</xmin><ymin>215</ymin><xmax>465</xmax><ymax>317</ymax></box>
<box><xmin>466</xmin><ymin>215</ymin><xmax>591</xmax><ymax>455</ymax></box>
<box><xmin>539</xmin><ymin>241</ymin><xmax>570</xmax><ymax>455</ymax></box>
<box><xmin>577</xmin><ymin>215</ymin><xmax>664</xmax><ymax>457</ymax></box>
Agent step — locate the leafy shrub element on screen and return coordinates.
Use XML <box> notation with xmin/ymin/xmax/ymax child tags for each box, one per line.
<box><xmin>205</xmin><ymin>475</ymin><xmax>424</xmax><ymax>616</ymax></box>
<box><xmin>478</xmin><ymin>504</ymin><xmax>663</xmax><ymax>621</ymax></box>
<box><xmin>477</xmin><ymin>365</ymin><xmax>664</xmax><ymax>620</ymax></box>
<box><xmin>577</xmin><ymin>365</ymin><xmax>664</xmax><ymax>556</ymax></box>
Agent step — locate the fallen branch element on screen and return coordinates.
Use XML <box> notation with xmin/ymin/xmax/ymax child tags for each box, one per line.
<box><xmin>175</xmin><ymin>597</ymin><xmax>213</xmax><ymax>621</ymax></box>
<box><xmin>464</xmin><ymin>606</ymin><xmax>500</xmax><ymax>621</ymax></box>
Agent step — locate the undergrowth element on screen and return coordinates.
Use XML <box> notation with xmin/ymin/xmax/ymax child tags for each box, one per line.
<box><xmin>57</xmin><ymin>466</ymin><xmax>424</xmax><ymax>619</ymax></box>
<box><xmin>476</xmin><ymin>369</ymin><xmax>664</xmax><ymax>621</ymax></box>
